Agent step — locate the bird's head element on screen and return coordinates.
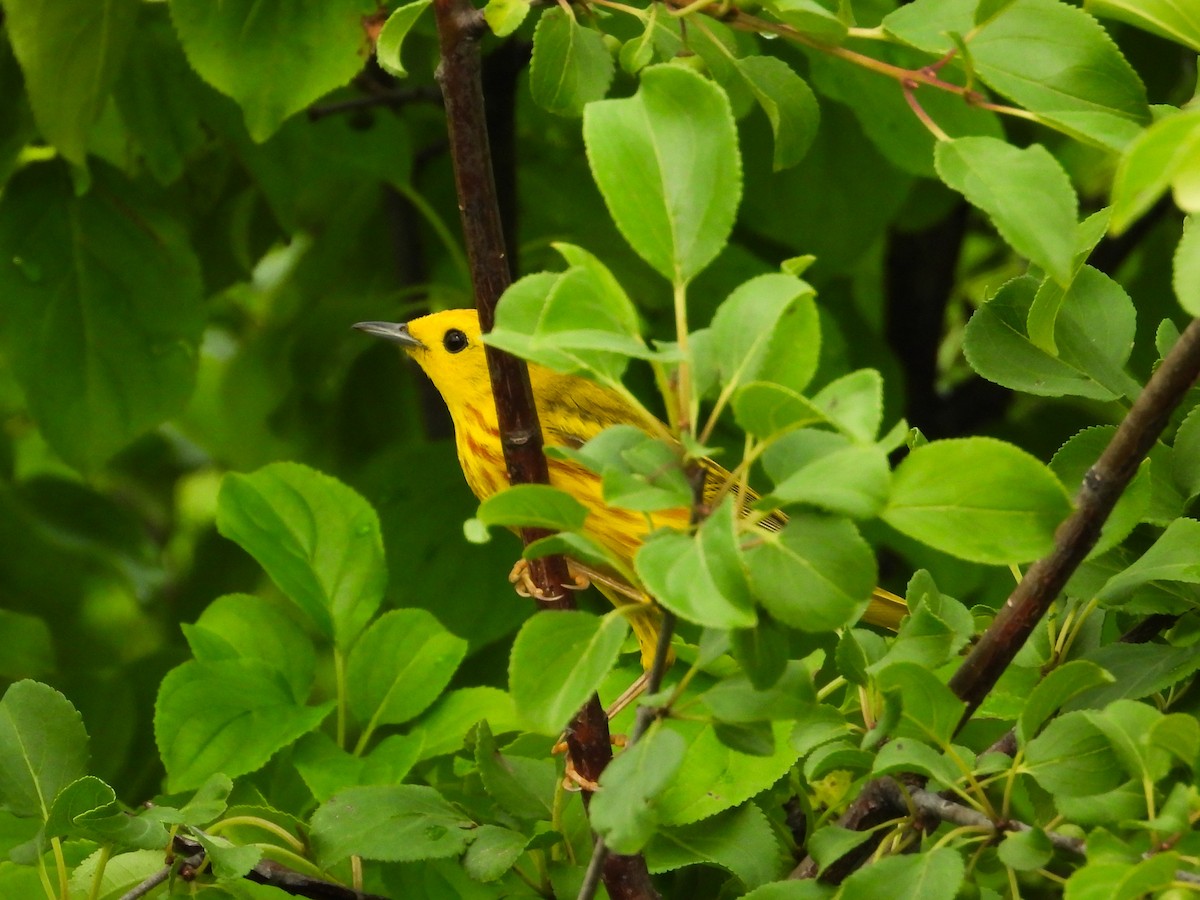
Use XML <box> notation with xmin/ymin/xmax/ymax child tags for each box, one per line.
<box><xmin>354</xmin><ymin>309</ymin><xmax>493</xmax><ymax>412</ymax></box>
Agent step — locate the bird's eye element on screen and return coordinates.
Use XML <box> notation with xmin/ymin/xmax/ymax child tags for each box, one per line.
<box><xmin>443</xmin><ymin>328</ymin><xmax>469</xmax><ymax>353</ymax></box>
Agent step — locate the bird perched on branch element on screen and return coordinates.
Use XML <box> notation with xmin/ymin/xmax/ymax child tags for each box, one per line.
<box><xmin>355</xmin><ymin>309</ymin><xmax>907</xmax><ymax>665</ymax></box>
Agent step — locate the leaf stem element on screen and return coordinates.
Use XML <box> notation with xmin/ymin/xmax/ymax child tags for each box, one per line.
<box><xmin>87</xmin><ymin>844</ymin><xmax>112</xmax><ymax>900</ymax></box>
<box><xmin>334</xmin><ymin>647</ymin><xmax>348</xmax><ymax>750</ymax></box>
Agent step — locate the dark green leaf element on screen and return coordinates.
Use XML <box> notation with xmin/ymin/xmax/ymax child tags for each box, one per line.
<box><xmin>155</xmin><ymin>660</ymin><xmax>333</xmax><ymax>792</ymax></box>
<box><xmin>874</xmin><ymin>662</ymin><xmax>964</xmax><ymax>747</ymax></box>
<box><xmin>645</xmin><ymin>803</ymin><xmax>779</xmax><ymax>890</ymax></box>
<box><xmin>169</xmin><ymin>0</ymin><xmax>372</xmax><ymax>140</ymax></box>
<box><xmin>463</xmin><ymin>825</ymin><xmax>528</xmax><ymax>882</ymax></box>
<box><xmin>1068</xmin><ymin>643</ymin><xmax>1200</xmax><ymax>710</ymax></box>
<box><xmin>310</xmin><ymin>784</ymin><xmax>473</xmax><ymax>865</ymax></box>
<box><xmin>1025</xmin><ymin>711</ymin><xmax>1125</xmax><ymax>796</ymax></box>
<box><xmin>0</xmin><ymin>164</ymin><xmax>204</xmax><ymax>471</ymax></box>
<box><xmin>475</xmin><ymin>721</ymin><xmax>556</xmax><ymax>822</ymax></box>
<box><xmin>1099</xmin><ymin>517</ymin><xmax>1200</xmax><ymax>602</ymax></box>
<box><xmin>2</xmin><ymin>0</ymin><xmax>138</xmax><ymax>165</ymax></box>
<box><xmin>591</xmin><ymin>727</ymin><xmax>687</xmax><ymax>853</ymax></box>
<box><xmin>736</xmin><ymin>56</ymin><xmax>819</xmax><ymax>171</ymax></box>
<box><xmin>998</xmin><ymin>829</ymin><xmax>1053</xmax><ymax>871</ymax></box>
<box><xmin>1017</xmin><ymin>660</ymin><xmax>1114</xmax><ymax>744</ymax></box>
<box><xmin>839</xmin><ymin>847</ymin><xmax>964</xmax><ymax>900</ymax></box>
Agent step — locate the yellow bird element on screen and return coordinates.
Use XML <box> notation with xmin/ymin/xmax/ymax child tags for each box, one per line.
<box><xmin>355</xmin><ymin>309</ymin><xmax>907</xmax><ymax>664</ymax></box>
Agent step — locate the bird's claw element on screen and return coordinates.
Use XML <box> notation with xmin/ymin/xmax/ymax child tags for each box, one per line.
<box><xmin>508</xmin><ymin>559</ymin><xmax>591</xmax><ymax>601</ymax></box>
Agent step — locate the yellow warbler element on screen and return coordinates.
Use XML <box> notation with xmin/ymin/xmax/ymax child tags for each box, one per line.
<box><xmin>355</xmin><ymin>309</ymin><xmax>906</xmax><ymax>663</ymax></box>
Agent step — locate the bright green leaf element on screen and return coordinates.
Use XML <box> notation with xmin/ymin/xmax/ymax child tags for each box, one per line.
<box><xmin>883</xmin><ymin>437</ymin><xmax>1072</xmax><ymax>565</ymax></box>
<box><xmin>217</xmin><ymin>463</ymin><xmax>386</xmax><ymax>645</ymax></box>
<box><xmin>736</xmin><ymin>56</ymin><xmax>819</xmax><ymax>171</ymax></box>
<box><xmin>584</xmin><ymin>64</ymin><xmax>741</xmax><ymax>285</ymax></box>
<box><xmin>591</xmin><ymin>727</ymin><xmax>687</xmax><ymax>853</ymax></box>
<box><xmin>0</xmin><ymin>681</ymin><xmax>88</xmax><ymax>820</ymax></box>
<box><xmin>310</xmin><ymin>784</ymin><xmax>473</xmax><ymax>865</ymax></box>
<box><xmin>509</xmin><ymin>611</ymin><xmax>628</xmax><ymax>733</ymax></box>
<box><xmin>530</xmin><ymin>8</ymin><xmax>614</xmax><ymax>117</ymax></box>
<box><xmin>347</xmin><ymin>609</ymin><xmax>468</xmax><ymax>731</ymax></box>
<box><xmin>376</xmin><ymin>1</ymin><xmax>431</xmax><ymax>78</ymax></box>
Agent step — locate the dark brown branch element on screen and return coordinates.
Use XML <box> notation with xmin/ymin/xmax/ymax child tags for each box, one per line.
<box><xmin>431</xmin><ymin>2</ymin><xmax>656</xmax><ymax>897</ymax></box>
<box><xmin>947</xmin><ymin>316</ymin><xmax>1200</xmax><ymax>724</ymax></box>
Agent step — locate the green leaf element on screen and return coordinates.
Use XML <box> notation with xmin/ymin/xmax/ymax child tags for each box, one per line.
<box><xmin>1</xmin><ymin>0</ymin><xmax>138</xmax><ymax>166</ymax></box>
<box><xmin>530</xmin><ymin>8</ymin><xmax>614</xmax><ymax>117</ymax></box>
<box><xmin>839</xmin><ymin>847</ymin><xmax>964</xmax><ymax>900</ymax></box>
<box><xmin>883</xmin><ymin>437</ymin><xmax>1072</xmax><ymax>565</ymax></box>
<box><xmin>812</xmin><ymin>369</ymin><xmax>883</xmax><ymax>443</ymax></box>
<box><xmin>0</xmin><ymin>164</ymin><xmax>204</xmax><ymax>471</ymax></box>
<box><xmin>1017</xmin><ymin>660</ymin><xmax>1115</xmax><ymax>745</ymax></box>
<box><xmin>762</xmin><ymin>0</ymin><xmax>849</xmax><ymax>42</ymax></box>
<box><xmin>871</xmin><ymin>738</ymin><xmax>960</xmax><ymax>789</ymax></box>
<box><xmin>760</xmin><ymin>429</ymin><xmax>891</xmax><ymax>519</ymax></box>
<box><xmin>183</xmin><ymin>594</ymin><xmax>317</xmax><ymax>703</ymax></box>
<box><xmin>1172</xmin><ymin>406</ymin><xmax>1200</xmax><ymax>501</ymax></box>
<box><xmin>376</xmin><ymin>1</ymin><xmax>432</xmax><ymax>78</ymax></box>
<box><xmin>169</xmin><ymin>0</ymin><xmax>372</xmax><ymax>141</ymax></box>
<box><xmin>806</xmin><ymin>43</ymin><xmax>1002</xmax><ymax>178</ymax></box>
<box><xmin>0</xmin><ymin>681</ymin><xmax>88</xmax><ymax>820</ymax></box>
<box><xmin>730</xmin><ymin>614</ymin><xmax>790</xmax><ymax>690</ymax></box>
<box><xmin>636</xmin><ymin>497</ymin><xmax>757</xmax><ymax>629</ymax></box>
<box><xmin>656</xmin><ymin>720</ymin><xmax>800</xmax><ymax>824</ymax></box>
<box><xmin>743</xmin><ymin>513</ymin><xmax>876</xmax><ymax>632</ymax></box>
<box><xmin>807</xmin><ymin>825</ymin><xmax>874</xmax><ymax>875</ymax></box>
<box><xmin>1098</xmin><ymin>517</ymin><xmax>1200</xmax><ymax>602</ymax></box>
<box><xmin>484</xmin><ymin>0</ymin><xmax>531</xmax><ymax>36</ymax></box>
<box><xmin>1174</xmin><ymin>214</ymin><xmax>1200</xmax><ymax>316</ymax></box>
<box><xmin>591</xmin><ymin>727</ymin><xmax>687</xmax><ymax>853</ymax></box>
<box><xmin>935</xmin><ymin>137</ymin><xmax>1078</xmax><ymax>284</ymax></box>
<box><xmin>551</xmin><ymin>426</ymin><xmax>689</xmax><ymax>514</ymax></box>
<box><xmin>463</xmin><ymin>825</ymin><xmax>529</xmax><ymax>882</ymax></box>
<box><xmin>1063</xmin><ymin>854</ymin><xmax>1178</xmax><ymax>900</ymax></box>
<box><xmin>488</xmin><ymin>250</ymin><xmax>651</xmax><ymax>388</ymax></box>
<box><xmin>584</xmin><ymin>64</ymin><xmax>741</xmax><ymax>285</ymax></box>
<box><xmin>969</xmin><ymin>0</ymin><xmax>1150</xmax><ymax>147</ymax></box>
<box><xmin>216</xmin><ymin>462</ymin><xmax>386</xmax><ymax>645</ymax></box>
<box><xmin>0</xmin><ymin>611</ymin><xmax>54</xmax><ymax>681</ymax></box>
<box><xmin>1025</xmin><ymin>711</ymin><xmax>1125</xmax><ymax>796</ymax></box>
<box><xmin>45</xmin><ymin>777</ymin><xmax>166</xmax><ymax>849</ymax></box>
<box><xmin>294</xmin><ymin>732</ymin><xmax>422</xmax><ymax>802</ymax></box>
<box><xmin>735</xmin><ymin>56</ymin><xmax>819</xmax><ymax>171</ymax></box>
<box><xmin>963</xmin><ymin>274</ymin><xmax>1138</xmax><ymax>401</ymax></box>
<box><xmin>474</xmin><ymin>721</ymin><xmax>555</xmax><ymax>821</ymax></box>
<box><xmin>347</xmin><ymin>609</ymin><xmax>468</xmax><ymax>731</ymax></box>
<box><xmin>644</xmin><ymin>803</ymin><xmax>779</xmax><ymax>890</ymax></box>
<box><xmin>310</xmin><ymin>784</ymin><xmax>473</xmax><ymax>865</ymax></box>
<box><xmin>700</xmin><ymin>662</ymin><xmax>816</xmax><ymax>723</ymax></box>
<box><xmin>1050</xmin><ymin>427</ymin><xmax>1150</xmax><ymax>556</ymax></box>
<box><xmin>193</xmin><ymin>832</ymin><xmax>262</xmax><ymax>881</ymax></box>
<box><xmin>1084</xmin><ymin>699</ymin><xmax>1166</xmax><ymax>782</ymax></box>
<box><xmin>1087</xmin><ymin>0</ymin><xmax>1200</xmax><ymax>52</ymax></box>
<box><xmin>1068</xmin><ymin>643</ymin><xmax>1200</xmax><ymax>709</ymax></box>
<box><xmin>509</xmin><ymin>611</ymin><xmax>628</xmax><ymax>733</ymax></box>
<box><xmin>733</xmin><ymin>382</ymin><xmax>826</xmax><ymax>439</ymax></box>
<box><xmin>155</xmin><ymin>659</ymin><xmax>333</xmax><ymax>792</ymax></box>
<box><xmin>998</xmin><ymin>829</ymin><xmax>1053</xmax><ymax>871</ymax></box>
<box><xmin>1110</xmin><ymin>108</ymin><xmax>1200</xmax><ymax>233</ymax></box>
<box><xmin>476</xmin><ymin>484</ymin><xmax>590</xmax><ymax>533</ymax></box>
<box><xmin>708</xmin><ymin>273</ymin><xmax>820</xmax><ymax>397</ymax></box>
<box><xmin>412</xmin><ymin>687</ymin><xmax>520</xmax><ymax>760</ymax></box>
<box><xmin>874</xmin><ymin>662</ymin><xmax>965</xmax><ymax>746</ymax></box>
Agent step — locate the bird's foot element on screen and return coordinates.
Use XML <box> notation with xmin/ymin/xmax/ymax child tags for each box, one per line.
<box><xmin>508</xmin><ymin>558</ymin><xmax>591</xmax><ymax>601</ymax></box>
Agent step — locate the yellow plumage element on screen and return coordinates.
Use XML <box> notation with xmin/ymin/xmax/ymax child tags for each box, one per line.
<box><xmin>356</xmin><ymin>309</ymin><xmax>907</xmax><ymax>664</ymax></box>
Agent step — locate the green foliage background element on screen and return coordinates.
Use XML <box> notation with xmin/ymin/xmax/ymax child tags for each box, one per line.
<box><xmin>0</xmin><ymin>0</ymin><xmax>1198</xmax><ymax>896</ymax></box>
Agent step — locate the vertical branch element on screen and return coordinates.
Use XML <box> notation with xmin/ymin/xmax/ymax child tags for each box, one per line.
<box><xmin>431</xmin><ymin>2</ymin><xmax>658</xmax><ymax>897</ymax></box>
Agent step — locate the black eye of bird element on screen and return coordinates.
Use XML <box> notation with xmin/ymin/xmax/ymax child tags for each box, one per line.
<box><xmin>443</xmin><ymin>328</ymin><xmax>469</xmax><ymax>353</ymax></box>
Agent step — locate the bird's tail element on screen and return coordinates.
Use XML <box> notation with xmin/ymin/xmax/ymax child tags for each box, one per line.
<box><xmin>864</xmin><ymin>586</ymin><xmax>908</xmax><ymax>631</ymax></box>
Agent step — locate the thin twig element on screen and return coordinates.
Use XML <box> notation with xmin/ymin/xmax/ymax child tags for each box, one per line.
<box><xmin>430</xmin><ymin>2</ymin><xmax>656</xmax><ymax>897</ymax></box>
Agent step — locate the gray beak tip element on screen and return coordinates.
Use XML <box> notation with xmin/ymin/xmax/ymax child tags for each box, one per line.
<box><xmin>352</xmin><ymin>320</ymin><xmax>423</xmax><ymax>349</ymax></box>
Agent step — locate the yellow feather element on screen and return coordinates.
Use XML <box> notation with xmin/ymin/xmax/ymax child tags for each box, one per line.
<box><xmin>384</xmin><ymin>309</ymin><xmax>907</xmax><ymax>663</ymax></box>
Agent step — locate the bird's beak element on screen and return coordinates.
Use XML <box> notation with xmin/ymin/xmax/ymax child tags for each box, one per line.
<box><xmin>352</xmin><ymin>321</ymin><xmax>424</xmax><ymax>350</ymax></box>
